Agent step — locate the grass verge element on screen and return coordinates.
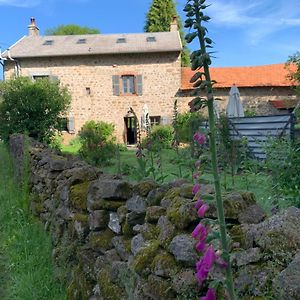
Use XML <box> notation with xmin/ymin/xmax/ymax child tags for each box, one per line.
<box><xmin>0</xmin><ymin>143</ymin><xmax>66</xmax><ymax>300</ymax></box>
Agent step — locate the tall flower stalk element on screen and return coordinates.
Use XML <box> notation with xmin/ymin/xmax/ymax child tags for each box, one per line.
<box><xmin>184</xmin><ymin>1</ymin><xmax>236</xmax><ymax>299</ymax></box>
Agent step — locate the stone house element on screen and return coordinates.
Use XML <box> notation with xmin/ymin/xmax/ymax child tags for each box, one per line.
<box><xmin>2</xmin><ymin>18</ymin><xmax>298</xmax><ymax>144</ymax></box>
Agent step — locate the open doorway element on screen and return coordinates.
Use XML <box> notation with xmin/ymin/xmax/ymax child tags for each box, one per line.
<box><xmin>124</xmin><ymin>116</ymin><xmax>137</xmax><ymax>145</ymax></box>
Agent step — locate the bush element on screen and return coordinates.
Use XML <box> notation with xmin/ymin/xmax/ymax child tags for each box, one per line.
<box><xmin>175</xmin><ymin>112</ymin><xmax>205</xmax><ymax>143</ymax></box>
<box><xmin>265</xmin><ymin>138</ymin><xmax>300</xmax><ymax>206</ymax></box>
<box><xmin>0</xmin><ymin>77</ymin><xmax>71</xmax><ymax>143</ymax></box>
<box><xmin>143</xmin><ymin>125</ymin><xmax>173</xmax><ymax>150</ymax></box>
<box><xmin>78</xmin><ymin>120</ymin><xmax>117</xmax><ymax>166</ymax></box>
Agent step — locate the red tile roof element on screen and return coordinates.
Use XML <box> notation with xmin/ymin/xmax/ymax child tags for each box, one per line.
<box><xmin>181</xmin><ymin>63</ymin><xmax>297</xmax><ymax>90</ymax></box>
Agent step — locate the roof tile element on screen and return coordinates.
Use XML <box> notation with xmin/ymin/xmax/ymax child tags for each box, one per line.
<box><xmin>181</xmin><ymin>64</ymin><xmax>297</xmax><ymax>89</ymax></box>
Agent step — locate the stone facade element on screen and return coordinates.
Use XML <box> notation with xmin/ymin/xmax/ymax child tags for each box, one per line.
<box><xmin>5</xmin><ymin>52</ymin><xmax>181</xmax><ymax>143</ymax></box>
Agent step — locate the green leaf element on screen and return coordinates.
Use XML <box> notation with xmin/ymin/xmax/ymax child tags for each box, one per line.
<box><xmin>185</xmin><ymin>32</ymin><xmax>197</xmax><ymax>43</ymax></box>
<box><xmin>184</xmin><ymin>18</ymin><xmax>194</xmax><ymax>28</ymax></box>
<box><xmin>183</xmin><ymin>4</ymin><xmax>193</xmax><ymax>12</ymax></box>
<box><xmin>202</xmin><ymin>15</ymin><xmax>211</xmax><ymax>22</ymax></box>
<box><xmin>190</xmin><ymin>71</ymin><xmax>205</xmax><ymax>83</ymax></box>
<box><xmin>205</xmin><ymin>37</ymin><xmax>213</xmax><ymax>44</ymax></box>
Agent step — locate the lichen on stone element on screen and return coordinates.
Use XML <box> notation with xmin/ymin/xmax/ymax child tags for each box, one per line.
<box><xmin>69</xmin><ymin>181</ymin><xmax>90</xmax><ymax>211</ymax></box>
<box><xmin>132</xmin><ymin>241</ymin><xmax>160</xmax><ymax>276</ymax></box>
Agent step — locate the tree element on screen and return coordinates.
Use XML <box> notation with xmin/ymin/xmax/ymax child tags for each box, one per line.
<box><xmin>0</xmin><ymin>77</ymin><xmax>71</xmax><ymax>143</ymax></box>
<box><xmin>144</xmin><ymin>0</ymin><xmax>190</xmax><ymax>66</ymax></box>
<box><xmin>287</xmin><ymin>51</ymin><xmax>300</xmax><ymax>95</ymax></box>
<box><xmin>45</xmin><ymin>24</ymin><xmax>100</xmax><ymax>35</ymax></box>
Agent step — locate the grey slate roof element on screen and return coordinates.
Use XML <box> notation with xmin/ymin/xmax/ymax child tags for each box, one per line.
<box><xmin>3</xmin><ymin>31</ymin><xmax>182</xmax><ymax>58</ymax></box>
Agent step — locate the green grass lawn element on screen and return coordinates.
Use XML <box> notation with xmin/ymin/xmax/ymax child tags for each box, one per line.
<box><xmin>0</xmin><ymin>143</ymin><xmax>66</xmax><ymax>300</ymax></box>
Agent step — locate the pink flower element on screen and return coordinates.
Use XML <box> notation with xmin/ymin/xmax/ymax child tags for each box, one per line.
<box><xmin>192</xmin><ymin>183</ymin><xmax>201</xmax><ymax>195</ymax></box>
<box><xmin>192</xmin><ymin>223</ymin><xmax>207</xmax><ymax>240</ymax></box>
<box><xmin>193</xmin><ymin>132</ymin><xmax>206</xmax><ymax>145</ymax></box>
<box><xmin>196</xmin><ymin>240</ymin><xmax>206</xmax><ymax>252</ymax></box>
<box><xmin>195</xmin><ymin>246</ymin><xmax>216</xmax><ymax>285</ymax></box>
<box><xmin>201</xmin><ymin>288</ymin><xmax>216</xmax><ymax>300</ymax></box>
<box><xmin>195</xmin><ymin>198</ymin><xmax>204</xmax><ymax>210</ymax></box>
<box><xmin>197</xmin><ymin>203</ymin><xmax>209</xmax><ymax>218</ymax></box>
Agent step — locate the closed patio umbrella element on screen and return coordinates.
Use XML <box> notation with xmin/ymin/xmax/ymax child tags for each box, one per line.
<box><xmin>141</xmin><ymin>104</ymin><xmax>150</xmax><ymax>130</ymax></box>
<box><xmin>226</xmin><ymin>85</ymin><xmax>244</xmax><ymax>117</ymax></box>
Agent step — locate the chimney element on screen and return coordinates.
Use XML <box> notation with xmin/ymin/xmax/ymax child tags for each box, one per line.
<box><xmin>170</xmin><ymin>16</ymin><xmax>178</xmax><ymax>32</ymax></box>
<box><xmin>28</xmin><ymin>17</ymin><xmax>39</xmax><ymax>36</ymax></box>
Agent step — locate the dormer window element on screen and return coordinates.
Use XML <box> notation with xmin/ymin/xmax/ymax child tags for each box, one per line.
<box><xmin>116</xmin><ymin>38</ymin><xmax>126</xmax><ymax>43</ymax></box>
<box><xmin>146</xmin><ymin>36</ymin><xmax>156</xmax><ymax>42</ymax></box>
<box><xmin>77</xmin><ymin>38</ymin><xmax>87</xmax><ymax>44</ymax></box>
<box><xmin>43</xmin><ymin>40</ymin><xmax>54</xmax><ymax>46</ymax></box>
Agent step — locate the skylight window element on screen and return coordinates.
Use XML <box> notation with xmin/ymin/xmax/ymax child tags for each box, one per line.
<box><xmin>116</xmin><ymin>38</ymin><xmax>126</xmax><ymax>44</ymax></box>
<box><xmin>146</xmin><ymin>36</ymin><xmax>156</xmax><ymax>42</ymax></box>
<box><xmin>43</xmin><ymin>40</ymin><xmax>54</xmax><ymax>46</ymax></box>
<box><xmin>77</xmin><ymin>38</ymin><xmax>87</xmax><ymax>44</ymax></box>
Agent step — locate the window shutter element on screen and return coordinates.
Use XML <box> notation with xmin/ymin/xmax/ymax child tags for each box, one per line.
<box><xmin>136</xmin><ymin>75</ymin><xmax>143</xmax><ymax>96</ymax></box>
<box><xmin>112</xmin><ymin>75</ymin><xmax>120</xmax><ymax>96</ymax></box>
<box><xmin>67</xmin><ymin>117</ymin><xmax>75</xmax><ymax>133</ymax></box>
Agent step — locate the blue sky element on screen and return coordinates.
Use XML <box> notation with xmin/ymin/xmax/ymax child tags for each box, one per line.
<box><xmin>0</xmin><ymin>0</ymin><xmax>300</xmax><ymax>68</ymax></box>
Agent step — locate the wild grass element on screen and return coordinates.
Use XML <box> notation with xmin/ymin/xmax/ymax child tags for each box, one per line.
<box><xmin>0</xmin><ymin>143</ymin><xmax>66</xmax><ymax>300</ymax></box>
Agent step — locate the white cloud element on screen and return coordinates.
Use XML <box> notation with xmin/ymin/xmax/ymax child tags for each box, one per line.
<box><xmin>0</xmin><ymin>0</ymin><xmax>40</xmax><ymax>7</ymax></box>
<box><xmin>207</xmin><ymin>0</ymin><xmax>300</xmax><ymax>44</ymax></box>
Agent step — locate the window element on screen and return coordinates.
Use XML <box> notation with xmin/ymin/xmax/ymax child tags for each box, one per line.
<box><xmin>32</xmin><ymin>75</ymin><xmax>49</xmax><ymax>81</ymax></box>
<box><xmin>122</xmin><ymin>75</ymin><xmax>135</xmax><ymax>94</ymax></box>
<box><xmin>150</xmin><ymin>116</ymin><xmax>161</xmax><ymax>127</ymax></box>
<box><xmin>112</xmin><ymin>74</ymin><xmax>143</xmax><ymax>96</ymax></box>
<box><xmin>85</xmin><ymin>87</ymin><xmax>91</xmax><ymax>95</ymax></box>
<box><xmin>116</xmin><ymin>38</ymin><xmax>126</xmax><ymax>43</ymax></box>
<box><xmin>146</xmin><ymin>36</ymin><xmax>156</xmax><ymax>42</ymax></box>
<box><xmin>77</xmin><ymin>38</ymin><xmax>87</xmax><ymax>44</ymax></box>
<box><xmin>43</xmin><ymin>40</ymin><xmax>54</xmax><ymax>46</ymax></box>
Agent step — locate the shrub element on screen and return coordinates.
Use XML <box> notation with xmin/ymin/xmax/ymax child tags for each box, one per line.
<box><xmin>143</xmin><ymin>125</ymin><xmax>173</xmax><ymax>149</ymax></box>
<box><xmin>0</xmin><ymin>76</ymin><xmax>71</xmax><ymax>143</ymax></box>
<box><xmin>175</xmin><ymin>112</ymin><xmax>205</xmax><ymax>143</ymax></box>
<box><xmin>78</xmin><ymin>120</ymin><xmax>117</xmax><ymax>166</ymax></box>
<box><xmin>265</xmin><ymin>138</ymin><xmax>300</xmax><ymax>206</ymax></box>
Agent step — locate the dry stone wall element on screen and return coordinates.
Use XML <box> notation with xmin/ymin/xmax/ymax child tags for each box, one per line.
<box><xmin>9</xmin><ymin>134</ymin><xmax>300</xmax><ymax>300</ymax></box>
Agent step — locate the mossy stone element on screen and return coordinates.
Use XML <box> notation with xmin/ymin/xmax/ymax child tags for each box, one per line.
<box><xmin>145</xmin><ymin>274</ymin><xmax>176</xmax><ymax>299</ymax></box>
<box><xmin>122</xmin><ymin>218</ymin><xmax>134</xmax><ymax>237</ymax></box>
<box><xmin>91</xmin><ymin>199</ymin><xmax>125</xmax><ymax>211</ymax></box>
<box><xmin>132</xmin><ymin>241</ymin><xmax>160</xmax><ymax>276</ymax></box>
<box><xmin>152</xmin><ymin>252</ymin><xmax>179</xmax><ymax>277</ymax></box>
<box><xmin>134</xmin><ymin>179</ymin><xmax>158</xmax><ymax>196</ymax></box>
<box><xmin>98</xmin><ymin>269</ymin><xmax>125</xmax><ymax>300</ymax></box>
<box><xmin>141</xmin><ymin>223</ymin><xmax>160</xmax><ymax>241</ymax></box>
<box><xmin>163</xmin><ymin>187</ymin><xmax>181</xmax><ymax>200</ymax></box>
<box><xmin>166</xmin><ymin>197</ymin><xmax>197</xmax><ymax>229</ymax></box>
<box><xmin>70</xmin><ymin>181</ymin><xmax>90</xmax><ymax>211</ymax></box>
<box><xmin>230</xmin><ymin>225</ymin><xmax>247</xmax><ymax>249</ymax></box>
<box><xmin>88</xmin><ymin>229</ymin><xmax>115</xmax><ymax>251</ymax></box>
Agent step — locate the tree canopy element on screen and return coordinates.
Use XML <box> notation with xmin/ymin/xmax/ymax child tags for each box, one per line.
<box><xmin>144</xmin><ymin>0</ymin><xmax>190</xmax><ymax>67</ymax></box>
<box><xmin>45</xmin><ymin>24</ymin><xmax>100</xmax><ymax>35</ymax></box>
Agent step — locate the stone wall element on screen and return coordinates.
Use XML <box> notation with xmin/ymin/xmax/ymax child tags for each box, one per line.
<box><xmin>9</xmin><ymin>134</ymin><xmax>300</xmax><ymax>300</ymax></box>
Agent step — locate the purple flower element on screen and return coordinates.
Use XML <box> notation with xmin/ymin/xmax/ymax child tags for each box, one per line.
<box><xmin>196</xmin><ymin>240</ymin><xmax>206</xmax><ymax>252</ymax></box>
<box><xmin>195</xmin><ymin>198</ymin><xmax>204</xmax><ymax>210</ymax></box>
<box><xmin>201</xmin><ymin>288</ymin><xmax>216</xmax><ymax>300</ymax></box>
<box><xmin>192</xmin><ymin>223</ymin><xmax>207</xmax><ymax>240</ymax></box>
<box><xmin>195</xmin><ymin>246</ymin><xmax>216</xmax><ymax>285</ymax></box>
<box><xmin>197</xmin><ymin>203</ymin><xmax>209</xmax><ymax>218</ymax></box>
<box><xmin>192</xmin><ymin>183</ymin><xmax>201</xmax><ymax>195</ymax></box>
<box><xmin>193</xmin><ymin>132</ymin><xmax>206</xmax><ymax>145</ymax></box>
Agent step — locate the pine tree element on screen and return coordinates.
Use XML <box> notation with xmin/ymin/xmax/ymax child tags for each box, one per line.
<box><xmin>145</xmin><ymin>0</ymin><xmax>190</xmax><ymax>67</ymax></box>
